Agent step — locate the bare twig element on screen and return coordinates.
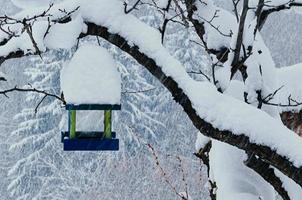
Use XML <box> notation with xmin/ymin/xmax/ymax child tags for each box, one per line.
<box><xmin>34</xmin><ymin>94</ymin><xmax>48</xmax><ymax>113</ymax></box>
<box><xmin>232</xmin><ymin>0</ymin><xmax>240</xmax><ymax>22</ymax></box>
<box><xmin>147</xmin><ymin>143</ymin><xmax>187</xmax><ymax>200</ymax></box>
<box><xmin>176</xmin><ymin>156</ymin><xmax>189</xmax><ymax>200</ymax></box>
<box><xmin>124</xmin><ymin>0</ymin><xmax>141</xmax><ymax>14</ymax></box>
<box><xmin>187</xmin><ymin>70</ymin><xmax>211</xmax><ymax>81</ymax></box>
<box><xmin>122</xmin><ymin>87</ymin><xmax>156</xmax><ymax>94</ymax></box>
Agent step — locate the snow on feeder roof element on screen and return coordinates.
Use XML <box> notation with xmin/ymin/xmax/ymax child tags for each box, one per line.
<box><xmin>61</xmin><ymin>44</ymin><xmax>121</xmax><ymax>105</ymax></box>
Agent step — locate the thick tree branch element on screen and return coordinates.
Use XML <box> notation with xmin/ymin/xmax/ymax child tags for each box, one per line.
<box><xmin>245</xmin><ymin>153</ymin><xmax>290</xmax><ymax>200</ymax></box>
<box><xmin>79</xmin><ymin>22</ymin><xmax>302</xmax><ymax>187</ymax></box>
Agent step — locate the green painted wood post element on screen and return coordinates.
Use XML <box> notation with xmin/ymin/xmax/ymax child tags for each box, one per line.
<box><xmin>104</xmin><ymin>110</ymin><xmax>112</xmax><ymax>139</ymax></box>
<box><xmin>70</xmin><ymin>110</ymin><xmax>76</xmax><ymax>139</ymax></box>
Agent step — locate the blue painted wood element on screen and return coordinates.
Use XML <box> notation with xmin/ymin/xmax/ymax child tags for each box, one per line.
<box><xmin>65</xmin><ymin>104</ymin><xmax>121</xmax><ymax>110</ymax></box>
<box><xmin>63</xmin><ymin>138</ymin><xmax>119</xmax><ymax>151</ymax></box>
<box><xmin>61</xmin><ymin>131</ymin><xmax>116</xmax><ymax>142</ymax></box>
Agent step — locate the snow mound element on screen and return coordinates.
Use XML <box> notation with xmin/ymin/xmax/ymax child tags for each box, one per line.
<box><xmin>61</xmin><ymin>44</ymin><xmax>121</xmax><ymax>105</ymax></box>
<box><xmin>11</xmin><ymin>0</ymin><xmax>62</xmax><ymax>9</ymax></box>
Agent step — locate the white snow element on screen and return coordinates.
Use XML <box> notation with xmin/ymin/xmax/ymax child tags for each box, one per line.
<box><xmin>60</xmin><ymin>44</ymin><xmax>121</xmax><ymax>105</ymax></box>
<box><xmin>157</xmin><ymin>0</ymin><xmax>169</xmax><ymax>9</ymax></box>
<box><xmin>195</xmin><ymin>132</ymin><xmax>210</xmax><ymax>152</ymax></box>
<box><xmin>0</xmin><ymin>21</ymin><xmax>48</xmax><ymax>57</ymax></box>
<box><xmin>44</xmin><ymin>14</ymin><xmax>86</xmax><ymax>49</ymax></box>
<box><xmin>209</xmin><ymin>140</ymin><xmax>275</xmax><ymax>200</ymax></box>
<box><xmin>224</xmin><ymin>80</ymin><xmax>245</xmax><ymax>101</ymax></box>
<box><xmin>11</xmin><ymin>0</ymin><xmax>62</xmax><ymax>9</ymax></box>
<box><xmin>275</xmin><ymin>63</ymin><xmax>302</xmax><ymax>112</ymax></box>
<box><xmin>0</xmin><ymin>71</ymin><xmax>6</xmax><ymax>78</ymax></box>
<box><xmin>209</xmin><ymin>78</ymin><xmax>275</xmax><ymax>200</ymax></box>
<box><xmin>193</xmin><ymin>0</ymin><xmax>237</xmax><ymax>50</ymax></box>
<box><xmin>274</xmin><ymin>168</ymin><xmax>302</xmax><ymax>200</ymax></box>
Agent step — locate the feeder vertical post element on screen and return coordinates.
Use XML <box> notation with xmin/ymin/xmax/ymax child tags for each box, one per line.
<box><xmin>70</xmin><ymin>110</ymin><xmax>76</xmax><ymax>139</ymax></box>
<box><xmin>104</xmin><ymin>110</ymin><xmax>112</xmax><ymax>138</ymax></box>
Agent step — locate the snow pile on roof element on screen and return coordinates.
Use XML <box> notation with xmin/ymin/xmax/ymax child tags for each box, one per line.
<box><xmin>61</xmin><ymin>44</ymin><xmax>121</xmax><ymax>105</ymax></box>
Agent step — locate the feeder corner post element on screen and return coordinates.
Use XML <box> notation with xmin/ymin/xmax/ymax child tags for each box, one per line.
<box><xmin>104</xmin><ymin>110</ymin><xmax>112</xmax><ymax>139</ymax></box>
<box><xmin>69</xmin><ymin>110</ymin><xmax>77</xmax><ymax>139</ymax></box>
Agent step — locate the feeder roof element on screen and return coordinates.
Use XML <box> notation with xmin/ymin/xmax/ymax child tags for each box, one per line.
<box><xmin>61</xmin><ymin>44</ymin><xmax>121</xmax><ymax>105</ymax></box>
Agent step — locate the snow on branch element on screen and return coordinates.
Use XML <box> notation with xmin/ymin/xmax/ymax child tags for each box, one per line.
<box><xmin>245</xmin><ymin>152</ymin><xmax>290</xmax><ymax>200</ymax></box>
<box><xmin>1</xmin><ymin>0</ymin><xmax>302</xmax><ymax>189</ymax></box>
<box><xmin>259</xmin><ymin>0</ymin><xmax>302</xmax><ymax>29</ymax></box>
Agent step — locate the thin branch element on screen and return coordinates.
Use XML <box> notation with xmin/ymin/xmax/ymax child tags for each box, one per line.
<box><xmin>232</xmin><ymin>0</ymin><xmax>240</xmax><ymax>22</ymax></box>
<box><xmin>24</xmin><ymin>23</ymin><xmax>42</xmax><ymax>58</ymax></box>
<box><xmin>0</xmin><ymin>85</ymin><xmax>65</xmax><ymax>104</ymax></box>
<box><xmin>176</xmin><ymin>156</ymin><xmax>189</xmax><ymax>199</ymax></box>
<box><xmin>122</xmin><ymin>87</ymin><xmax>156</xmax><ymax>94</ymax></box>
<box><xmin>196</xmin><ymin>10</ymin><xmax>233</xmax><ymax>38</ymax></box>
<box><xmin>231</xmin><ymin>0</ymin><xmax>249</xmax><ymax>69</ymax></box>
<box><xmin>147</xmin><ymin>143</ymin><xmax>187</xmax><ymax>200</ymax></box>
<box><xmin>34</xmin><ymin>94</ymin><xmax>48</xmax><ymax>114</ymax></box>
<box><xmin>187</xmin><ymin>70</ymin><xmax>211</xmax><ymax>81</ymax></box>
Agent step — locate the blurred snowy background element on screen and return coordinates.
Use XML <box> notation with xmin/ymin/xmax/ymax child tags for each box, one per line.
<box><xmin>0</xmin><ymin>0</ymin><xmax>301</xmax><ymax>199</ymax></box>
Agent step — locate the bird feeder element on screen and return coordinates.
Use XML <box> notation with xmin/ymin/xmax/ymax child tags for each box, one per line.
<box><xmin>60</xmin><ymin>45</ymin><xmax>121</xmax><ymax>151</ymax></box>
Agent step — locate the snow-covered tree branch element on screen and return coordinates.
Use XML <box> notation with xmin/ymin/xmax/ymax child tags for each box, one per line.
<box><xmin>1</xmin><ymin>0</ymin><xmax>302</xmax><ymax>199</ymax></box>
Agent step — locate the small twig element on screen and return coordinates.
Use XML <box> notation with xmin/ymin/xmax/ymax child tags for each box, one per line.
<box><xmin>262</xmin><ymin>85</ymin><xmax>284</xmax><ymax>102</ymax></box>
<box><xmin>176</xmin><ymin>156</ymin><xmax>189</xmax><ymax>200</ymax></box>
<box><xmin>124</xmin><ymin>0</ymin><xmax>141</xmax><ymax>14</ymax></box>
<box><xmin>122</xmin><ymin>87</ymin><xmax>156</xmax><ymax>94</ymax></box>
<box><xmin>147</xmin><ymin>143</ymin><xmax>187</xmax><ymax>200</ymax></box>
<box><xmin>232</xmin><ymin>0</ymin><xmax>240</xmax><ymax>22</ymax></box>
<box><xmin>196</xmin><ymin>10</ymin><xmax>233</xmax><ymax>38</ymax></box>
<box><xmin>34</xmin><ymin>94</ymin><xmax>48</xmax><ymax>114</ymax></box>
<box><xmin>187</xmin><ymin>70</ymin><xmax>211</xmax><ymax>81</ymax></box>
<box><xmin>96</xmin><ymin>36</ymin><xmax>101</xmax><ymax>46</ymax></box>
